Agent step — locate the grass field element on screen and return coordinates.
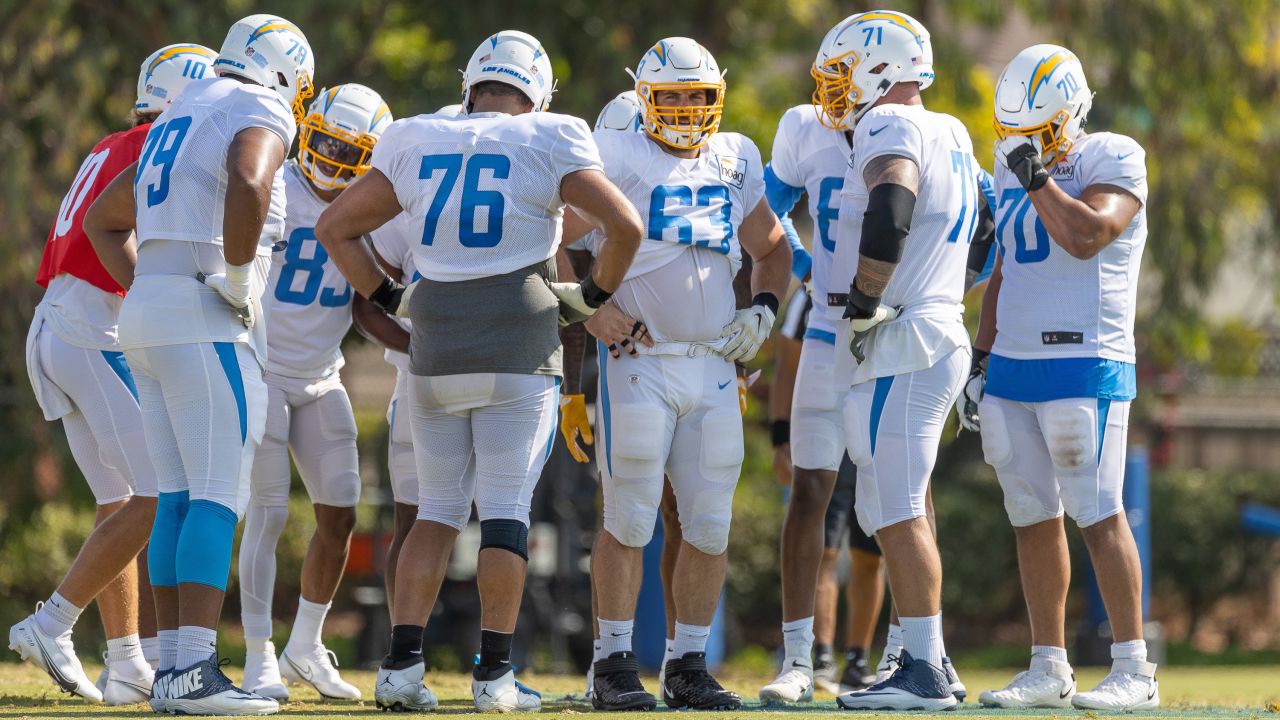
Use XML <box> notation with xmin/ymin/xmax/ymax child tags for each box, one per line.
<box><xmin>1</xmin><ymin>663</ymin><xmax>1277</xmax><ymax>719</ymax></box>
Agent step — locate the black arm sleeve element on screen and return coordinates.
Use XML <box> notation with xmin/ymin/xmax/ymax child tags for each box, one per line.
<box><xmin>966</xmin><ymin>190</ymin><xmax>996</xmax><ymax>287</ymax></box>
<box><xmin>858</xmin><ymin>182</ymin><xmax>916</xmax><ymax>264</ymax></box>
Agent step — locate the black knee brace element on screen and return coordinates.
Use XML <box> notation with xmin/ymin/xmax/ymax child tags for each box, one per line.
<box><xmin>479</xmin><ymin>518</ymin><xmax>529</xmax><ymax>560</ymax></box>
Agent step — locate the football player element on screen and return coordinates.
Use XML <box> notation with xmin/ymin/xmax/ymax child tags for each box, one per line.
<box><xmin>236</xmin><ymin>84</ymin><xmax>394</xmax><ymax>703</ymax></box>
<box><xmin>812</xmin><ymin>11</ymin><xmax>978</xmax><ymax>711</ymax></box>
<box><xmin>10</xmin><ymin>43</ymin><xmax>215</xmax><ymax>706</ymax></box>
<box><xmin>315</xmin><ymin>30</ymin><xmax>642</xmax><ymax>712</ymax></box>
<box><xmin>85</xmin><ymin>14</ymin><xmax>314</xmax><ymax>716</ymax></box>
<box><xmin>564</xmin><ymin>37</ymin><xmax>791</xmax><ymax>712</ymax></box>
<box><xmin>965</xmin><ymin>44</ymin><xmax>1156</xmax><ymax>711</ymax></box>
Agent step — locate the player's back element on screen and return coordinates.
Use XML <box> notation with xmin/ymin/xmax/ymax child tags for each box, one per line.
<box><xmin>133</xmin><ymin>76</ymin><xmax>295</xmax><ymax>251</ymax></box>
<box><xmin>371</xmin><ymin>110</ymin><xmax>601</xmax><ymax>283</ymax></box>
<box><xmin>992</xmin><ymin>131</ymin><xmax>1147</xmax><ymax>363</ymax></box>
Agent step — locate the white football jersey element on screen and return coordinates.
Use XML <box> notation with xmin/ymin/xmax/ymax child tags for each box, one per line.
<box><xmin>134</xmin><ymin>76</ymin><xmax>294</xmax><ymax>250</ymax></box>
<box><xmin>769</xmin><ymin>105</ymin><xmax>852</xmax><ymax>338</ymax></box>
<box><xmin>370</xmin><ymin>111</ymin><xmax>603</xmax><ymax>282</ymax></box>
<box><xmin>262</xmin><ymin>162</ymin><xmax>354</xmax><ymax>378</ymax></box>
<box><xmin>582</xmin><ymin>130</ymin><xmax>765</xmax><ymax>342</ymax></box>
<box><xmin>991</xmin><ymin>132</ymin><xmax>1147</xmax><ymax>362</ymax></box>
<box><xmin>830</xmin><ymin>104</ymin><xmax>979</xmax><ymax>382</ymax></box>
<box><xmin>369</xmin><ymin>210</ymin><xmax>422</xmax><ymax>372</ymax></box>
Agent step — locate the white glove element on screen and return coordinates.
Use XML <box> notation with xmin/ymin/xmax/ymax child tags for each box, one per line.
<box><xmin>199</xmin><ymin>261</ymin><xmax>255</xmax><ymax>328</ymax></box>
<box><xmin>847</xmin><ymin>305</ymin><xmax>899</xmax><ymax>363</ymax></box>
<box><xmin>719</xmin><ymin>304</ymin><xmax>776</xmax><ymax>363</ymax></box>
<box><xmin>396</xmin><ymin>280</ymin><xmax>417</xmax><ymax>318</ymax></box>
<box><xmin>550</xmin><ymin>282</ymin><xmax>597</xmax><ymax>326</ymax></box>
<box><xmin>954</xmin><ymin>351</ymin><xmax>988</xmax><ymax>433</ymax></box>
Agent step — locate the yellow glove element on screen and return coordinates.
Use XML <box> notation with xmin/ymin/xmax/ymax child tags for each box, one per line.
<box><xmin>736</xmin><ymin>368</ymin><xmax>762</xmax><ymax>415</ymax></box>
<box><xmin>559</xmin><ymin>393</ymin><xmax>594</xmax><ymax>463</ymax></box>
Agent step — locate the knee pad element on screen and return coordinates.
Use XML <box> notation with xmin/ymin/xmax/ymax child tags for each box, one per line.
<box><xmin>147</xmin><ymin>490</ymin><xmax>190</xmax><ymax>587</ymax></box>
<box><xmin>790</xmin><ymin>412</ymin><xmax>843</xmax><ymax>472</ymax></box>
<box><xmin>479</xmin><ymin>518</ymin><xmax>529</xmax><ymax>561</ymax></box>
<box><xmin>681</xmin><ymin>509</ymin><xmax>732</xmax><ymax>555</ymax></box>
<box><xmin>606</xmin><ymin>403</ymin><xmax>667</xmax><ymax>478</ymax></box>
<box><xmin>175</xmin><ymin>499</ymin><xmax>238</xmax><ymax>591</ymax></box>
<box><xmin>1042</xmin><ymin>400</ymin><xmax>1097</xmax><ymax>471</ymax></box>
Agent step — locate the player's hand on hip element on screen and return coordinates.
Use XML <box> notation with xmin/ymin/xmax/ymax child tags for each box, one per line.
<box><xmin>955</xmin><ymin>349</ymin><xmax>988</xmax><ymax>433</ymax></box>
<box><xmin>585</xmin><ymin>303</ymin><xmax>653</xmax><ymax>359</ymax></box>
<box><xmin>550</xmin><ymin>282</ymin><xmax>599</xmax><ymax>326</ymax></box>
<box><xmin>558</xmin><ymin>393</ymin><xmax>594</xmax><ymax>463</ymax></box>
<box><xmin>198</xmin><ymin>261</ymin><xmax>255</xmax><ymax>328</ymax></box>
<box><xmin>719</xmin><ymin>304</ymin><xmax>776</xmax><ymax>363</ymax></box>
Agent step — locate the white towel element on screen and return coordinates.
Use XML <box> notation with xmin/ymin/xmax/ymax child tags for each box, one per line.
<box><xmin>25</xmin><ymin>305</ymin><xmax>74</xmax><ymax>421</ymax></box>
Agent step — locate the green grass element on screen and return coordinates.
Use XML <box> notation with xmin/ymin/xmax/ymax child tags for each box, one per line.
<box><xmin>1</xmin><ymin>662</ymin><xmax>1277</xmax><ymax>719</ymax></box>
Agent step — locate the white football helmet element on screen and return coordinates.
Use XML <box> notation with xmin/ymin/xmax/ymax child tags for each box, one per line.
<box><xmin>811</xmin><ymin>11</ymin><xmax>934</xmax><ymax>130</ymax></box>
<box><xmin>993</xmin><ymin>44</ymin><xmax>1093</xmax><ymax>167</ymax></box>
<box><xmin>298</xmin><ymin>84</ymin><xmax>393</xmax><ymax>190</ymax></box>
<box><xmin>214</xmin><ymin>14</ymin><xmax>316</xmax><ymax>123</ymax></box>
<box><xmin>628</xmin><ymin>38</ymin><xmax>725</xmax><ymax>149</ymax></box>
<box><xmin>136</xmin><ymin>44</ymin><xmax>217</xmax><ymax>113</ymax></box>
<box><xmin>594</xmin><ymin>91</ymin><xmax>643</xmax><ymax>132</ymax></box>
<box><xmin>461</xmin><ymin>31</ymin><xmax>555</xmax><ymax>112</ymax></box>
<box><xmin>436</xmin><ymin>103</ymin><xmax>466</xmax><ymax>116</ymax></box>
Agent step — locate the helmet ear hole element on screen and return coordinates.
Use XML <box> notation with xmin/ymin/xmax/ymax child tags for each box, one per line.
<box><xmin>277</xmin><ymin>71</ymin><xmax>290</xmax><ymax>88</ymax></box>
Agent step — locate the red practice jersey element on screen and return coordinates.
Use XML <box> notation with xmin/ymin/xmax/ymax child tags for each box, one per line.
<box><xmin>35</xmin><ymin>123</ymin><xmax>151</xmax><ymax>294</ymax></box>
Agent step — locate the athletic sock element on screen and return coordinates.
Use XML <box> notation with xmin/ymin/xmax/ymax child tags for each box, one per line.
<box><xmin>673</xmin><ymin>622</ymin><xmax>711</xmax><ymax>658</ymax></box>
<box><xmin>900</xmin><ymin>614</ymin><xmax>944</xmax><ymax>669</ymax></box>
<box><xmin>245</xmin><ymin>636</ymin><xmax>269</xmax><ymax>654</ymax></box>
<box><xmin>387</xmin><ymin>625</ymin><xmax>424</xmax><ymax>666</ymax></box>
<box><xmin>476</xmin><ymin>629</ymin><xmax>513</xmax><ymax>679</ymax></box>
<box><xmin>107</xmin><ymin>634</ymin><xmax>151</xmax><ymax>680</ymax></box>
<box><xmin>781</xmin><ymin>616</ymin><xmax>815</xmax><ymax>665</ymax></box>
<box><xmin>596</xmin><ymin>618</ymin><xmax>633</xmax><ymax>660</ymax></box>
<box><xmin>158</xmin><ymin>629</ymin><xmax>179</xmax><ymax>671</ymax></box>
<box><xmin>34</xmin><ymin>592</ymin><xmax>82</xmax><ymax>638</ymax></box>
<box><xmin>285</xmin><ymin>596</ymin><xmax>331</xmax><ymax>655</ymax></box>
<box><xmin>1031</xmin><ymin>645</ymin><xmax>1070</xmax><ymax>668</ymax></box>
<box><xmin>881</xmin><ymin>623</ymin><xmax>903</xmax><ymax>664</ymax></box>
<box><xmin>175</xmin><ymin>626</ymin><xmax>217</xmax><ymax>671</ymax></box>
<box><xmin>242</xmin><ymin>615</ymin><xmax>272</xmax><ymax>648</ymax></box>
<box><xmin>1111</xmin><ymin>639</ymin><xmax>1148</xmax><ymax>664</ymax></box>
<box><xmin>663</xmin><ymin>639</ymin><xmax>676</xmax><ymax>668</ymax></box>
<box><xmin>140</xmin><ymin>635</ymin><xmax>160</xmax><ymax>671</ymax></box>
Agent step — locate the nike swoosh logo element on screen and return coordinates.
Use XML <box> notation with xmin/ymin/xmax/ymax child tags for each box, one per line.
<box><xmin>286</xmin><ymin>655</ymin><xmax>314</xmax><ymax>681</ymax></box>
<box><xmin>1060</xmin><ymin>688</ymin><xmax>1072</xmax><ymax>699</ymax></box>
<box><xmin>1117</xmin><ymin>152</ymin><xmax>1134</xmax><ymax>160</ymax></box>
<box><xmin>717</xmin><ymin>380</ymin><xmax>732</xmax><ymax>390</ymax></box>
<box><xmin>868</xmin><ymin>125</ymin><xmax>889</xmax><ymax>136</ymax></box>
<box><xmin>790</xmin><ymin>660</ymin><xmax>812</xmax><ymax>669</ymax></box>
<box><xmin>609</xmin><ymin>632</ymin><xmax>627</xmax><ymax>637</ymax></box>
<box><xmin>1148</xmin><ymin>687</ymin><xmax>1157</xmax><ymax>700</ymax></box>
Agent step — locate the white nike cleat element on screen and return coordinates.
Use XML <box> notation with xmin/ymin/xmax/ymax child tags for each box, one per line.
<box><xmin>8</xmin><ymin>611</ymin><xmax>102</xmax><ymax>702</ymax></box>
<box><xmin>244</xmin><ymin>642</ymin><xmax>289</xmax><ymax>702</ymax></box>
<box><xmin>1072</xmin><ymin>658</ymin><xmax>1159</xmax><ymax>711</ymax></box>
<box><xmin>95</xmin><ymin>652</ymin><xmax>109</xmax><ymax>695</ymax></box>
<box><xmin>473</xmin><ymin>666</ymin><xmax>542</xmax><ymax>712</ymax></box>
<box><xmin>979</xmin><ymin>659</ymin><xmax>1075</xmax><ymax>708</ymax></box>
<box><xmin>281</xmin><ymin>644</ymin><xmax>361</xmax><ymax>700</ymax></box>
<box><xmin>166</xmin><ymin>656</ymin><xmax>279</xmax><ymax>716</ymax></box>
<box><xmin>759</xmin><ymin>657</ymin><xmax>814</xmax><ymax>704</ymax></box>
<box><xmin>375</xmin><ymin>659</ymin><xmax>438</xmax><ymax>712</ymax></box>
<box><xmin>102</xmin><ymin>656</ymin><xmax>154</xmax><ymax>706</ymax></box>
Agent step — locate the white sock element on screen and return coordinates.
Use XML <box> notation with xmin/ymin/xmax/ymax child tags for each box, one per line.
<box><xmin>106</xmin><ymin>635</ymin><xmax>150</xmax><ymax>679</ymax></box>
<box><xmin>880</xmin><ymin>623</ymin><xmax>903</xmax><ymax>667</ymax></box>
<box><xmin>242</xmin><ymin>613</ymin><xmax>273</xmax><ymax>647</ymax></box>
<box><xmin>1032</xmin><ymin>645</ymin><xmax>1070</xmax><ymax>667</ymax></box>
<box><xmin>781</xmin><ymin>617</ymin><xmax>815</xmax><ymax>664</ymax></box>
<box><xmin>285</xmin><ymin>596</ymin><xmax>331</xmax><ymax>654</ymax></box>
<box><xmin>34</xmin><ymin>592</ymin><xmax>82</xmax><ymax>638</ymax></box>
<box><xmin>245</xmin><ymin>636</ymin><xmax>269</xmax><ymax>654</ymax></box>
<box><xmin>140</xmin><ymin>636</ymin><xmax>160</xmax><ymax>670</ymax></box>
<box><xmin>596</xmin><ymin>618</ymin><xmax>633</xmax><ymax>660</ymax></box>
<box><xmin>158</xmin><ymin>629</ymin><xmax>179</xmax><ymax>671</ymax></box>
<box><xmin>673</xmin><ymin>622</ymin><xmax>710</xmax><ymax>658</ymax></box>
<box><xmin>663</xmin><ymin>640</ymin><xmax>676</xmax><ymax>668</ymax></box>
<box><xmin>175</xmin><ymin>626</ymin><xmax>217</xmax><ymax>671</ymax></box>
<box><xmin>900</xmin><ymin>614</ymin><xmax>944</xmax><ymax>668</ymax></box>
<box><xmin>1111</xmin><ymin>639</ymin><xmax>1147</xmax><ymax>663</ymax></box>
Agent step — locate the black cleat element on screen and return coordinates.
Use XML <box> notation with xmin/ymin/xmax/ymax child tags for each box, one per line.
<box><xmin>662</xmin><ymin>652</ymin><xmax>741</xmax><ymax>711</ymax></box>
<box><xmin>840</xmin><ymin>656</ymin><xmax>875</xmax><ymax>692</ymax></box>
<box><xmin>591</xmin><ymin>652</ymin><xmax>657</xmax><ymax>711</ymax></box>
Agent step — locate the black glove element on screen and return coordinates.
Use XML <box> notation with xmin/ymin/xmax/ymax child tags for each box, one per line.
<box><xmin>369</xmin><ymin>275</ymin><xmax>406</xmax><ymax>315</ymax></box>
<box><xmin>1005</xmin><ymin>142</ymin><xmax>1050</xmax><ymax>192</ymax></box>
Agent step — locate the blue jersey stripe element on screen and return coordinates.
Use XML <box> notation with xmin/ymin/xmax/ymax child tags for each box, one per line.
<box><xmin>596</xmin><ymin>341</ymin><xmax>613</xmax><ymax>477</ymax></box>
<box><xmin>99</xmin><ymin>350</ymin><xmax>139</xmax><ymax>403</ymax></box>
<box><xmin>212</xmin><ymin>342</ymin><xmax>247</xmax><ymax>444</ymax></box>
<box><xmin>869</xmin><ymin>375</ymin><xmax>895</xmax><ymax>456</ymax></box>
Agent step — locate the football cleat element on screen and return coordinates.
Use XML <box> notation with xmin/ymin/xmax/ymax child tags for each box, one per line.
<box><xmin>839</xmin><ymin>655</ymin><xmax>875</xmax><ymax>693</ymax></box>
<box><xmin>979</xmin><ymin>658</ymin><xmax>1075</xmax><ymax>708</ymax></box>
<box><xmin>759</xmin><ymin>657</ymin><xmax>814</xmax><ymax>704</ymax></box>
<box><xmin>166</xmin><ymin>656</ymin><xmax>279</xmax><ymax>716</ymax></box>
<box><xmin>8</xmin><ymin>610</ymin><xmax>102</xmax><ymax>702</ymax></box>
<box><xmin>836</xmin><ymin>651</ymin><xmax>957</xmax><ymax>712</ymax></box>
<box><xmin>1072</xmin><ymin>658</ymin><xmax>1159</xmax><ymax>711</ymax></box>
<box><xmin>472</xmin><ymin>664</ymin><xmax>542</xmax><ymax>712</ymax></box>
<box><xmin>814</xmin><ymin>656</ymin><xmax>841</xmax><ymax>695</ymax></box>
<box><xmin>591</xmin><ymin>651</ymin><xmax>656</xmax><ymax>711</ymax></box>
<box><xmin>374</xmin><ymin>658</ymin><xmax>438</xmax><ymax>712</ymax></box>
<box><xmin>584</xmin><ymin>660</ymin><xmax>594</xmax><ymax>702</ymax></box>
<box><xmin>102</xmin><ymin>656</ymin><xmax>153</xmax><ymax>706</ymax></box>
<box><xmin>942</xmin><ymin>656</ymin><xmax>966</xmax><ymax>702</ymax></box>
<box><xmin>243</xmin><ymin>641</ymin><xmax>289</xmax><ymax>702</ymax></box>
<box><xmin>149</xmin><ymin>669</ymin><xmax>171</xmax><ymax>713</ymax></box>
<box><xmin>875</xmin><ymin>650</ymin><xmax>901</xmax><ymax>683</ymax></box>
<box><xmin>662</xmin><ymin>652</ymin><xmax>741</xmax><ymax>711</ymax></box>
<box><xmin>281</xmin><ymin>644</ymin><xmax>361</xmax><ymax>700</ymax></box>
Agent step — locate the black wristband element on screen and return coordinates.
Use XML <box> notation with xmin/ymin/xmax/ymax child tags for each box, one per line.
<box><xmin>1007</xmin><ymin>144</ymin><xmax>1050</xmax><ymax>192</ymax></box>
<box><xmin>580</xmin><ymin>274</ymin><xmax>612</xmax><ymax>309</ymax></box>
<box><xmin>769</xmin><ymin>419</ymin><xmax>791</xmax><ymax>447</ymax></box>
<box><xmin>369</xmin><ymin>275</ymin><xmax>405</xmax><ymax>314</ymax></box>
<box><xmin>751</xmin><ymin>292</ymin><xmax>780</xmax><ymax>315</ymax></box>
<box><xmin>971</xmin><ymin>347</ymin><xmax>990</xmax><ymax>373</ymax></box>
<box><xmin>842</xmin><ymin>279</ymin><xmax>882</xmax><ymax>320</ymax></box>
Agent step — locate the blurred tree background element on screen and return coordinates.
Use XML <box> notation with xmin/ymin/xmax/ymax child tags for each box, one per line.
<box><xmin>3</xmin><ymin>0</ymin><xmax>1280</xmax><ymax>665</ymax></box>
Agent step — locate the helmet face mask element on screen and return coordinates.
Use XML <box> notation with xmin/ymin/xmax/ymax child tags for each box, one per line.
<box><xmin>631</xmin><ymin>37</ymin><xmax>726</xmax><ymax>150</ymax></box>
<box><xmin>811</xmin><ymin>11</ymin><xmax>934</xmax><ymax>131</ymax></box>
<box><xmin>993</xmin><ymin>44</ymin><xmax>1093</xmax><ymax>168</ymax></box>
<box><xmin>297</xmin><ymin>84</ymin><xmax>392</xmax><ymax>190</ymax></box>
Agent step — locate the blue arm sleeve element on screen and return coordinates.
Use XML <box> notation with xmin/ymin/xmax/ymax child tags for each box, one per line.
<box><xmin>765</xmin><ymin>163</ymin><xmax>811</xmax><ymax>280</ymax></box>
